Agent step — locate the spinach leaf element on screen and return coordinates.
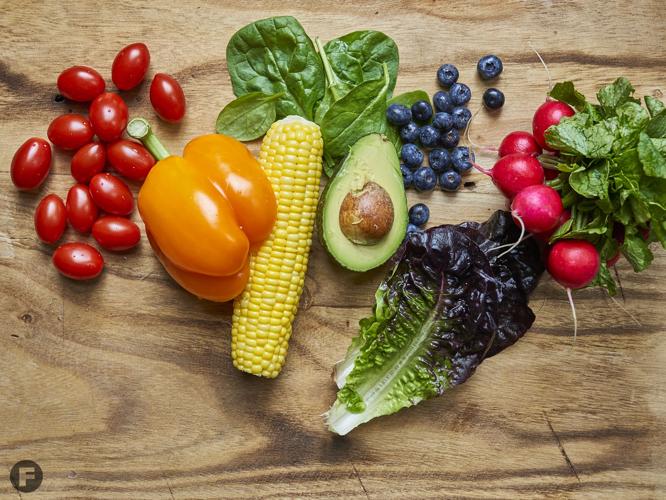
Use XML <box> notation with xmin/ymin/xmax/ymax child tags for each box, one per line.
<box><xmin>638</xmin><ymin>131</ymin><xmax>666</xmax><ymax>178</ymax></box>
<box><xmin>387</xmin><ymin>90</ymin><xmax>430</xmax><ymax>107</ymax></box>
<box><xmin>645</xmin><ymin>95</ymin><xmax>665</xmax><ymax>118</ymax></box>
<box><xmin>549</xmin><ymin>81</ymin><xmax>587</xmax><ymax>110</ymax></box>
<box><xmin>215</xmin><ymin>92</ymin><xmax>282</xmax><ymax>141</ymax></box>
<box><xmin>320</xmin><ymin>64</ymin><xmax>391</xmax><ymax>162</ymax></box>
<box><xmin>324</xmin><ymin>31</ymin><xmax>399</xmax><ymax>94</ymax></box>
<box><xmin>226</xmin><ymin>16</ymin><xmax>325</xmax><ymax>120</ymax></box>
<box><xmin>569</xmin><ymin>161</ymin><xmax>609</xmax><ymax>198</ymax></box>
<box><xmin>313</xmin><ymin>37</ymin><xmax>353</xmax><ymax>124</ymax></box>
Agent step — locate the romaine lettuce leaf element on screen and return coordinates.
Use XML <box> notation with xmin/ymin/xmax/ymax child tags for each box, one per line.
<box><xmin>327</xmin><ymin>211</ymin><xmax>544</xmax><ymax>435</ymax></box>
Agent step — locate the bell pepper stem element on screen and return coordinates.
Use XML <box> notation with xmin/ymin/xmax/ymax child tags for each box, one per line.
<box><xmin>126</xmin><ymin>117</ymin><xmax>170</xmax><ymax>161</ymax></box>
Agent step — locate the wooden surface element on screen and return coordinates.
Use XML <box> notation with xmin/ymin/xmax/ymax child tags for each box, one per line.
<box><xmin>1</xmin><ymin>1</ymin><xmax>665</xmax><ymax>498</ymax></box>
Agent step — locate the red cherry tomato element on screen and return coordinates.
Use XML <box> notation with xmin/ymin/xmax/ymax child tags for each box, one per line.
<box><xmin>92</xmin><ymin>216</ymin><xmax>141</xmax><ymax>251</ymax></box>
<box><xmin>47</xmin><ymin>114</ymin><xmax>94</xmax><ymax>150</ymax></box>
<box><xmin>71</xmin><ymin>142</ymin><xmax>106</xmax><ymax>183</ymax></box>
<box><xmin>107</xmin><ymin>140</ymin><xmax>155</xmax><ymax>181</ymax></box>
<box><xmin>57</xmin><ymin>66</ymin><xmax>105</xmax><ymax>102</ymax></box>
<box><xmin>112</xmin><ymin>42</ymin><xmax>150</xmax><ymax>90</ymax></box>
<box><xmin>89</xmin><ymin>173</ymin><xmax>134</xmax><ymax>215</ymax></box>
<box><xmin>11</xmin><ymin>138</ymin><xmax>52</xmax><ymax>190</ymax></box>
<box><xmin>89</xmin><ymin>93</ymin><xmax>128</xmax><ymax>142</ymax></box>
<box><xmin>66</xmin><ymin>184</ymin><xmax>98</xmax><ymax>233</ymax></box>
<box><xmin>150</xmin><ymin>73</ymin><xmax>186</xmax><ymax>122</ymax></box>
<box><xmin>53</xmin><ymin>242</ymin><xmax>104</xmax><ymax>280</ymax></box>
<box><xmin>34</xmin><ymin>194</ymin><xmax>67</xmax><ymax>244</ymax></box>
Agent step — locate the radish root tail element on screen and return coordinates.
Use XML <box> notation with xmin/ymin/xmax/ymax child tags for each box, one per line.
<box><xmin>566</xmin><ymin>287</ymin><xmax>578</xmax><ymax>345</ymax></box>
<box><xmin>473</xmin><ymin>162</ymin><xmax>491</xmax><ymax>175</ymax></box>
<box><xmin>608</xmin><ymin>293</ymin><xmax>642</xmax><ymax>327</ymax></box>
<box><xmin>493</xmin><ymin>214</ymin><xmax>526</xmax><ymax>260</ymax></box>
<box><xmin>464</xmin><ymin>105</ymin><xmax>497</xmax><ymax>155</ymax></box>
<box><xmin>529</xmin><ymin>41</ymin><xmax>553</xmax><ymax>93</ymax></box>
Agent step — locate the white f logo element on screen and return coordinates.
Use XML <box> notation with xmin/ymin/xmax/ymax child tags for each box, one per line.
<box><xmin>18</xmin><ymin>466</ymin><xmax>35</xmax><ymax>487</ymax></box>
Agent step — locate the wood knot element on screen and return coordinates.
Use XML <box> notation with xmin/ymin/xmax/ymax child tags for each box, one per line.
<box><xmin>19</xmin><ymin>312</ymin><xmax>34</xmax><ymax>324</ymax></box>
<box><xmin>464</xmin><ymin>181</ymin><xmax>476</xmax><ymax>189</ymax></box>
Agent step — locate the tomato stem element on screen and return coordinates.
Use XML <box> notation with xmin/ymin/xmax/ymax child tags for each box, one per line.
<box><xmin>126</xmin><ymin>117</ymin><xmax>170</xmax><ymax>161</ymax></box>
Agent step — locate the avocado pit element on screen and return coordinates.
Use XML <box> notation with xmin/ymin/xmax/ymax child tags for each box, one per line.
<box><xmin>339</xmin><ymin>181</ymin><xmax>394</xmax><ymax>245</ymax></box>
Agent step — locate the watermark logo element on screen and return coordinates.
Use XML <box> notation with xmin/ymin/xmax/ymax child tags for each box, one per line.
<box><xmin>10</xmin><ymin>460</ymin><xmax>42</xmax><ymax>493</ymax></box>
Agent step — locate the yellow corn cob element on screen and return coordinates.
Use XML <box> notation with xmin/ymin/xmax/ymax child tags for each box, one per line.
<box><xmin>231</xmin><ymin>116</ymin><xmax>324</xmax><ymax>378</ymax></box>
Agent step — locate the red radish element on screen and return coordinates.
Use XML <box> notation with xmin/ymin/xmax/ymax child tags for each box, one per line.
<box><xmin>547</xmin><ymin>240</ymin><xmax>600</xmax><ymax>289</ymax></box>
<box><xmin>536</xmin><ymin>209</ymin><xmax>571</xmax><ymax>242</ymax></box>
<box><xmin>498</xmin><ymin>131</ymin><xmax>543</xmax><ymax>157</ymax></box>
<box><xmin>511</xmin><ymin>184</ymin><xmax>563</xmax><ymax>234</ymax></box>
<box><xmin>475</xmin><ymin>153</ymin><xmax>545</xmax><ymax>199</ymax></box>
<box><xmin>547</xmin><ymin>239</ymin><xmax>600</xmax><ymax>341</ymax></box>
<box><xmin>532</xmin><ymin>100</ymin><xmax>575</xmax><ymax>151</ymax></box>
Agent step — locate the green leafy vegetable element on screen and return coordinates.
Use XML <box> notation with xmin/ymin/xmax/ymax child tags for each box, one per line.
<box><xmin>646</xmin><ymin>110</ymin><xmax>666</xmax><ymax>138</ymax></box>
<box><xmin>645</xmin><ymin>95</ymin><xmax>665</xmax><ymax>118</ymax></box>
<box><xmin>320</xmin><ymin>64</ymin><xmax>391</xmax><ymax>166</ymax></box>
<box><xmin>546</xmin><ymin>78</ymin><xmax>666</xmax><ymax>294</ymax></box>
<box><xmin>323</xmin><ymin>31</ymin><xmax>399</xmax><ymax>94</ymax></box>
<box><xmin>313</xmin><ymin>37</ymin><xmax>353</xmax><ymax>124</ymax></box>
<box><xmin>638</xmin><ymin>132</ymin><xmax>666</xmax><ymax>178</ymax></box>
<box><xmin>225</xmin><ymin>16</ymin><xmax>325</xmax><ymax>120</ymax></box>
<box><xmin>327</xmin><ymin>211</ymin><xmax>544</xmax><ymax>435</ymax></box>
<box><xmin>223</xmin><ymin>17</ymin><xmax>402</xmax><ymax>177</ymax></box>
<box><xmin>597</xmin><ymin>77</ymin><xmax>639</xmax><ymax>113</ymax></box>
<box><xmin>387</xmin><ymin>90</ymin><xmax>430</xmax><ymax>108</ymax></box>
<box><xmin>549</xmin><ymin>81</ymin><xmax>587</xmax><ymax>110</ymax></box>
<box><xmin>215</xmin><ymin>92</ymin><xmax>283</xmax><ymax>141</ymax></box>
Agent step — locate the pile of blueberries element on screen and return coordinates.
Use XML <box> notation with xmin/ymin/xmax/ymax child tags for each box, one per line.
<box><xmin>386</xmin><ymin>55</ymin><xmax>504</xmax><ymax>193</ymax></box>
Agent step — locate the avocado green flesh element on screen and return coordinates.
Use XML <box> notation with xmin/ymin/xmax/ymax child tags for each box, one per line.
<box><xmin>319</xmin><ymin>134</ymin><xmax>408</xmax><ymax>272</ymax></box>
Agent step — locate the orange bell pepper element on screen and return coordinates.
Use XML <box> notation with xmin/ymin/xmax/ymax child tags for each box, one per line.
<box><xmin>128</xmin><ymin>118</ymin><xmax>276</xmax><ymax>302</ymax></box>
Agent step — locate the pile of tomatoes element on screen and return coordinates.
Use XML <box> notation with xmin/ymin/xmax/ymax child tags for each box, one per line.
<box><xmin>10</xmin><ymin>42</ymin><xmax>186</xmax><ymax>280</ymax></box>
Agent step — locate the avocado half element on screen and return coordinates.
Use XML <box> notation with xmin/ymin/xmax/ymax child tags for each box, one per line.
<box><xmin>317</xmin><ymin>134</ymin><xmax>408</xmax><ymax>272</ymax></box>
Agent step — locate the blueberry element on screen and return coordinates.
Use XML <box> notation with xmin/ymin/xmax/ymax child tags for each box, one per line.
<box><xmin>411</xmin><ymin>100</ymin><xmax>433</xmax><ymax>122</ymax></box>
<box><xmin>433</xmin><ymin>91</ymin><xmax>453</xmax><ymax>112</ymax></box>
<box><xmin>408</xmin><ymin>203</ymin><xmax>430</xmax><ymax>227</ymax></box>
<box><xmin>406</xmin><ymin>223</ymin><xmax>421</xmax><ymax>234</ymax></box>
<box><xmin>477</xmin><ymin>54</ymin><xmax>503</xmax><ymax>80</ymax></box>
<box><xmin>439</xmin><ymin>170</ymin><xmax>462</xmax><ymax>192</ymax></box>
<box><xmin>449</xmin><ymin>83</ymin><xmax>471</xmax><ymax>106</ymax></box>
<box><xmin>436</xmin><ymin>64</ymin><xmax>459</xmax><ymax>88</ymax></box>
<box><xmin>428</xmin><ymin>148</ymin><xmax>451</xmax><ymax>173</ymax></box>
<box><xmin>400</xmin><ymin>163</ymin><xmax>413</xmax><ymax>188</ymax></box>
<box><xmin>483</xmin><ymin>88</ymin><xmax>505</xmax><ymax>110</ymax></box>
<box><xmin>452</xmin><ymin>107</ymin><xmax>472</xmax><ymax>130</ymax></box>
<box><xmin>413</xmin><ymin>166</ymin><xmax>437</xmax><ymax>192</ymax></box>
<box><xmin>451</xmin><ymin>147</ymin><xmax>475</xmax><ymax>173</ymax></box>
<box><xmin>401</xmin><ymin>143</ymin><xmax>424</xmax><ymax>169</ymax></box>
<box><xmin>399</xmin><ymin>122</ymin><xmax>420</xmax><ymax>144</ymax></box>
<box><xmin>386</xmin><ymin>104</ymin><xmax>412</xmax><ymax>126</ymax></box>
<box><xmin>439</xmin><ymin>128</ymin><xmax>460</xmax><ymax>149</ymax></box>
<box><xmin>419</xmin><ymin>125</ymin><xmax>440</xmax><ymax>148</ymax></box>
<box><xmin>432</xmin><ymin>112</ymin><xmax>453</xmax><ymax>131</ymax></box>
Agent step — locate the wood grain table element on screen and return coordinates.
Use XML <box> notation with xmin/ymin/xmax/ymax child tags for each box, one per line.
<box><xmin>1</xmin><ymin>1</ymin><xmax>665</xmax><ymax>498</ymax></box>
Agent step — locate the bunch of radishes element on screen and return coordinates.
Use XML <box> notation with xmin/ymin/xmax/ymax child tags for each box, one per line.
<box><xmin>474</xmin><ymin>99</ymin><xmax>601</xmax><ymax>335</ymax></box>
